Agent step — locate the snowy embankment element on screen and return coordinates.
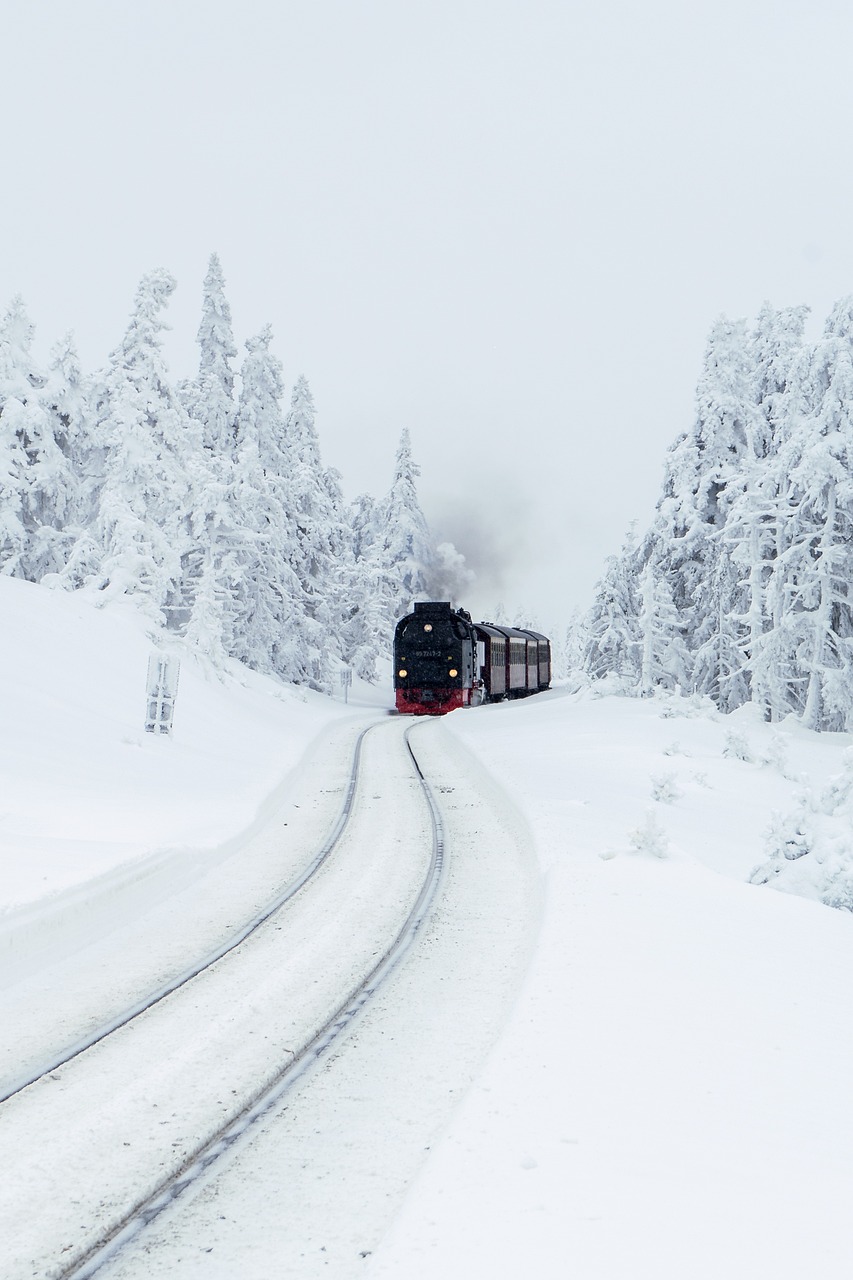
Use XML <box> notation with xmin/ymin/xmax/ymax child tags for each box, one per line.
<box><xmin>0</xmin><ymin>577</ymin><xmax>380</xmax><ymax>985</ymax></box>
<box><xmin>370</xmin><ymin>690</ymin><xmax>853</xmax><ymax>1280</ymax></box>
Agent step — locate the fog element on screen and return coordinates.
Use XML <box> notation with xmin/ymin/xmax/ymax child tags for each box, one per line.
<box><xmin>4</xmin><ymin>0</ymin><xmax>853</xmax><ymax>632</ymax></box>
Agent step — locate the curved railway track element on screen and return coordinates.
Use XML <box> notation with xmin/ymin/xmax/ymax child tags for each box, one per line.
<box><xmin>0</xmin><ymin>718</ymin><xmax>447</xmax><ymax>1280</ymax></box>
<box><xmin>0</xmin><ymin>721</ymin><xmax>377</xmax><ymax>1107</ymax></box>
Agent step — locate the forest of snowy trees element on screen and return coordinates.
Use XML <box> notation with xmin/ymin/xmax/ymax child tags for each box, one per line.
<box><xmin>0</xmin><ymin>256</ymin><xmax>468</xmax><ymax>691</ymax></box>
<box><xmin>583</xmin><ymin>297</ymin><xmax>853</xmax><ymax>732</ymax></box>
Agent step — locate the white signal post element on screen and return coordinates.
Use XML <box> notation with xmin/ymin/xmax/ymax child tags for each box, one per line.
<box><xmin>145</xmin><ymin>652</ymin><xmax>180</xmax><ymax>735</ymax></box>
<box><xmin>340</xmin><ymin>667</ymin><xmax>353</xmax><ymax>704</ymax></box>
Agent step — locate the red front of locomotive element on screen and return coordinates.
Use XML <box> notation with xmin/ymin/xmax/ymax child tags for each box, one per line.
<box><xmin>395</xmin><ymin>687</ymin><xmax>470</xmax><ymax>716</ymax></box>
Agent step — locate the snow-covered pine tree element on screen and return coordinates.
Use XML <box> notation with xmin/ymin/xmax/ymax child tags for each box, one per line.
<box><xmin>37</xmin><ymin>332</ymin><xmax>101</xmax><ymax>586</ymax></box>
<box><xmin>660</xmin><ymin>318</ymin><xmax>762</xmax><ymax>701</ymax></box>
<box><xmin>750</xmin><ymin>303</ymin><xmax>809</xmax><ymax>457</ymax></box>
<box><xmin>179</xmin><ymin>257</ymin><xmax>247</xmax><ymax>661</ymax></box>
<box><xmin>230</xmin><ymin>328</ymin><xmax>329</xmax><ymax>689</ymax></box>
<box><xmin>319</xmin><ymin>459</ymin><xmax>387</xmax><ymax>679</ymax></box>
<box><xmin>583</xmin><ymin>529</ymin><xmax>643</xmax><ymax>684</ymax></box>
<box><xmin>374</xmin><ymin>428</ymin><xmax>434</xmax><ymax>628</ymax></box>
<box><xmin>771</xmin><ymin>299</ymin><xmax>853</xmax><ymax>729</ymax></box>
<box><xmin>181</xmin><ymin>253</ymin><xmax>238</xmax><ymax>455</ymax></box>
<box><xmin>583</xmin><ymin>297</ymin><xmax>853</xmax><ymax>730</ymax></box>
<box><xmin>732</xmin><ymin>304</ymin><xmax>810</xmax><ymax>719</ymax></box>
<box><xmin>181</xmin><ymin>443</ymin><xmax>255</xmax><ymax>666</ymax></box>
<box><xmin>281</xmin><ymin>375</ymin><xmax>348</xmax><ymax>640</ymax></box>
<box><xmin>690</xmin><ymin>537</ymin><xmax>750</xmax><ymax>711</ymax></box>
<box><xmin>340</xmin><ymin>491</ymin><xmax>386</xmax><ymax>679</ymax></box>
<box><xmin>85</xmin><ymin>269</ymin><xmax>202</xmax><ymax>620</ymax></box>
<box><xmin>637</xmin><ymin>555</ymin><xmax>690</xmax><ymax>696</ymax></box>
<box><xmin>0</xmin><ymin>297</ymin><xmax>44</xmax><ymax>577</ymax></box>
<box><xmin>0</xmin><ymin>298</ymin><xmax>86</xmax><ymax>582</ymax></box>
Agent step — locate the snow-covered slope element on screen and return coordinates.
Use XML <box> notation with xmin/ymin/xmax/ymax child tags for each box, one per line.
<box><xmin>0</xmin><ymin>577</ymin><xmax>381</xmax><ymax>977</ymax></box>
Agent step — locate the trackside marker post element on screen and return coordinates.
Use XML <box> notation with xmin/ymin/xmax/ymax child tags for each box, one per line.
<box><xmin>340</xmin><ymin>667</ymin><xmax>352</xmax><ymax>704</ymax></box>
<box><xmin>145</xmin><ymin>653</ymin><xmax>180</xmax><ymax>735</ymax></box>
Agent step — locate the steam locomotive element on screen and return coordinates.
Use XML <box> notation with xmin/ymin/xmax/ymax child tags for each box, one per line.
<box><xmin>394</xmin><ymin>601</ymin><xmax>551</xmax><ymax>716</ymax></box>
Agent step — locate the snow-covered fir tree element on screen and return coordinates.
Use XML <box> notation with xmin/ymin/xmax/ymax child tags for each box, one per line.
<box><xmin>373</xmin><ymin>427</ymin><xmax>435</xmax><ymax>626</ymax></box>
<box><xmin>583</xmin><ymin>294</ymin><xmax>853</xmax><ymax>731</ymax></box>
<box><xmin>179</xmin><ymin>257</ymin><xmax>244</xmax><ymax>662</ymax></box>
<box><xmin>583</xmin><ymin>529</ymin><xmax>642</xmax><ymax>684</ymax></box>
<box><xmin>0</xmin><ymin>260</ymin><xmax>467</xmax><ymax>692</ymax></box>
<box><xmin>180</xmin><ymin>252</ymin><xmax>238</xmax><ymax>455</ymax></box>
<box><xmin>82</xmin><ymin>269</ymin><xmax>202</xmax><ymax>621</ymax></box>
<box><xmin>230</xmin><ymin>328</ymin><xmax>330</xmax><ymax>689</ymax></box>
<box><xmin>0</xmin><ymin>298</ymin><xmax>94</xmax><ymax>583</ymax></box>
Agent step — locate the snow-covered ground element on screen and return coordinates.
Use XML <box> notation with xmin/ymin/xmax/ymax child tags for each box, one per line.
<box><xmin>5</xmin><ymin>578</ymin><xmax>853</xmax><ymax>1278</ymax></box>
<box><xmin>372</xmin><ymin>692</ymin><xmax>853</xmax><ymax>1279</ymax></box>
<box><xmin>0</xmin><ymin>576</ymin><xmax>381</xmax><ymax>980</ymax></box>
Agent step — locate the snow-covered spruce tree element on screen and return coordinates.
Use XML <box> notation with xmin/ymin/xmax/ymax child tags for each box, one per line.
<box><xmin>281</xmin><ymin>375</ymin><xmax>351</xmax><ymax>643</ymax></box>
<box><xmin>339</xmin><ymin>491</ymin><xmax>386</xmax><ymax>680</ymax></box>
<box><xmin>656</xmin><ymin>317</ymin><xmax>763</xmax><ymax>703</ymax></box>
<box><xmin>750</xmin><ymin>303</ymin><xmax>809</xmax><ymax>458</ymax></box>
<box><xmin>320</xmin><ymin>460</ymin><xmax>388</xmax><ymax>680</ymax></box>
<box><xmin>768</xmin><ymin>299</ymin><xmax>853</xmax><ymax>730</ymax></box>
<box><xmin>583</xmin><ymin>310</ymin><xmax>809</xmax><ymax>708</ymax></box>
<box><xmin>373</xmin><ymin>428</ymin><xmax>435</xmax><ymax>627</ymax></box>
<box><xmin>181</xmin><ymin>430</ymin><xmax>255</xmax><ymax>666</ymax></box>
<box><xmin>689</xmin><ymin>537</ymin><xmax>750</xmax><ymax>711</ymax></box>
<box><xmin>39</xmin><ymin>332</ymin><xmax>101</xmax><ymax>587</ymax></box>
<box><xmin>582</xmin><ymin>296</ymin><xmax>853</xmax><ymax>729</ymax></box>
<box><xmin>637</xmin><ymin>554</ymin><xmax>690</xmax><ymax>696</ymax></box>
<box><xmin>0</xmin><ymin>298</ymin><xmax>89</xmax><ymax>582</ymax></box>
<box><xmin>229</xmin><ymin>328</ymin><xmax>329</xmax><ymax>690</ymax></box>
<box><xmin>731</xmin><ymin>304</ymin><xmax>811</xmax><ymax>720</ymax></box>
<box><xmin>180</xmin><ymin>252</ymin><xmax>238</xmax><ymax>455</ymax></box>
<box><xmin>84</xmin><ymin>269</ymin><xmax>202</xmax><ymax>620</ymax></box>
<box><xmin>563</xmin><ymin>608</ymin><xmax>589</xmax><ymax>679</ymax></box>
<box><xmin>583</xmin><ymin>529</ymin><xmax>643</xmax><ymax>683</ymax></box>
<box><xmin>0</xmin><ymin>297</ymin><xmax>43</xmax><ymax>577</ymax></box>
<box><xmin>178</xmin><ymin>256</ymin><xmax>247</xmax><ymax>661</ymax></box>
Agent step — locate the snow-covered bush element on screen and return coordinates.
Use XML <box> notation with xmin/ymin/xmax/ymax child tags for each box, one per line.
<box><xmin>751</xmin><ymin>753</ymin><xmax>853</xmax><ymax>911</ymax></box>
<box><xmin>629</xmin><ymin>810</ymin><xmax>670</xmax><ymax>858</ymax></box>
<box><xmin>650</xmin><ymin>772</ymin><xmax>682</xmax><ymax>804</ymax></box>
<box><xmin>723</xmin><ymin>730</ymin><xmax>754</xmax><ymax>763</ymax></box>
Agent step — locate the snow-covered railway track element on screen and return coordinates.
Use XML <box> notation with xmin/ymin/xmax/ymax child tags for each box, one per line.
<box><xmin>0</xmin><ymin>722</ymin><xmax>375</xmax><ymax>1107</ymax></box>
<box><xmin>0</xmin><ymin>718</ymin><xmax>445</xmax><ymax>1280</ymax></box>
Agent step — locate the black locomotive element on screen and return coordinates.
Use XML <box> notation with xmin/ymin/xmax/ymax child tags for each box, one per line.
<box><xmin>394</xmin><ymin>601</ymin><xmax>551</xmax><ymax>716</ymax></box>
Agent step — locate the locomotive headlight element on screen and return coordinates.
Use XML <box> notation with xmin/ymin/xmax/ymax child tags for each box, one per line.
<box><xmin>449</xmin><ymin>668</ymin><xmax>458</xmax><ymax>678</ymax></box>
<box><xmin>398</xmin><ymin>668</ymin><xmax>408</xmax><ymax>678</ymax></box>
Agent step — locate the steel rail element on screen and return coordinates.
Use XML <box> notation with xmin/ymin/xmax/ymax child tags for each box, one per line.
<box><xmin>0</xmin><ymin>720</ymin><xmax>380</xmax><ymax>1106</ymax></box>
<box><xmin>57</xmin><ymin>721</ymin><xmax>445</xmax><ymax>1280</ymax></box>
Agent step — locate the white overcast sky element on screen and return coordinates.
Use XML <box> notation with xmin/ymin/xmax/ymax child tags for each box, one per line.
<box><xmin>3</xmin><ymin>0</ymin><xmax>853</xmax><ymax>629</ymax></box>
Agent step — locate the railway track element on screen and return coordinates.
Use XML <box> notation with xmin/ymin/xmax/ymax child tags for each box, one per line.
<box><xmin>0</xmin><ymin>720</ymin><xmax>375</xmax><ymax>1106</ymax></box>
<box><xmin>0</xmin><ymin>718</ymin><xmax>446</xmax><ymax>1280</ymax></box>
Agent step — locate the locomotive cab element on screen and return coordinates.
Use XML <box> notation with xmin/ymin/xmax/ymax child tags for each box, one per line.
<box><xmin>394</xmin><ymin>602</ymin><xmax>479</xmax><ymax>715</ymax></box>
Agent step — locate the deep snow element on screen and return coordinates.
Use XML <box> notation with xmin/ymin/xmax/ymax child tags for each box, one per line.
<box><xmin>5</xmin><ymin>578</ymin><xmax>853</xmax><ymax>1278</ymax></box>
